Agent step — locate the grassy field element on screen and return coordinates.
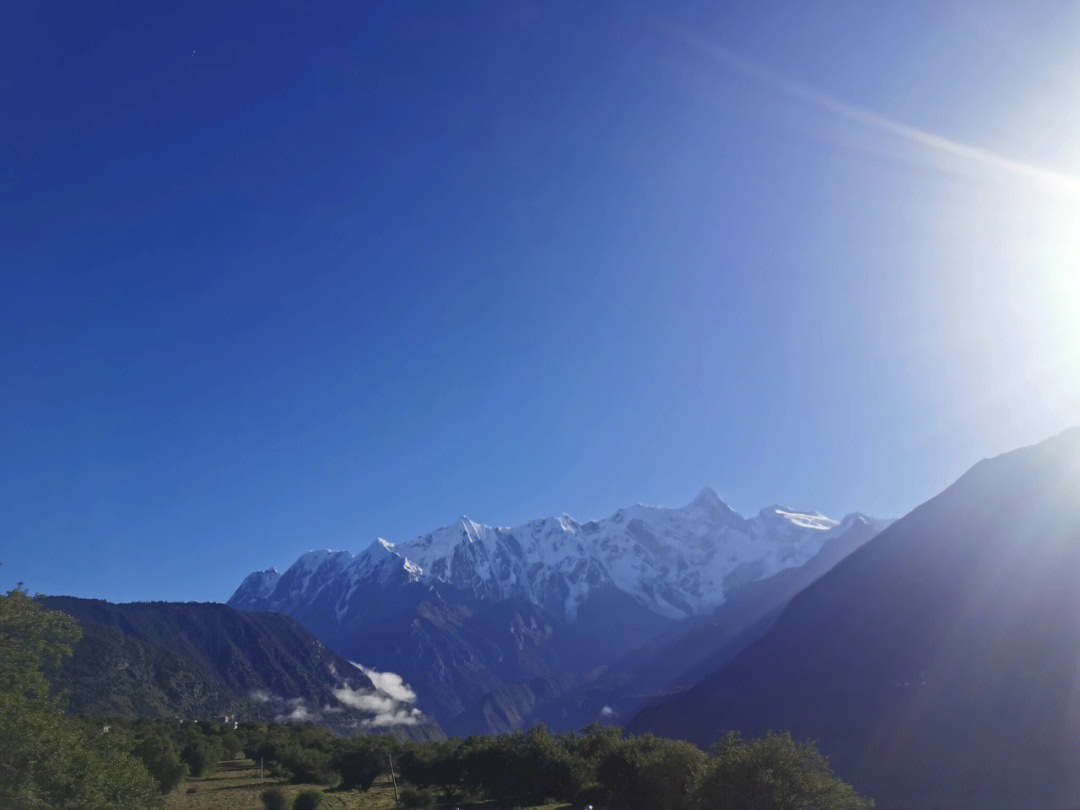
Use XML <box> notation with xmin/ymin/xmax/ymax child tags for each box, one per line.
<box><xmin>165</xmin><ymin>759</ymin><xmax>397</xmax><ymax>810</ymax></box>
<box><xmin>165</xmin><ymin>759</ymin><xmax>574</xmax><ymax>810</ymax></box>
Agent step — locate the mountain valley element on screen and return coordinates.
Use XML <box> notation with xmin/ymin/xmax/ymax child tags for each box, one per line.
<box><xmin>229</xmin><ymin>490</ymin><xmax>887</xmax><ymax>734</ymax></box>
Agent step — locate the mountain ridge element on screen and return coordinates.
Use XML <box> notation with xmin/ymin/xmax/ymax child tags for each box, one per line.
<box><xmin>230</xmin><ymin>490</ymin><xmax>887</xmax><ymax>734</ymax></box>
<box><xmin>232</xmin><ymin>490</ymin><xmax>885</xmax><ymax>623</ymax></box>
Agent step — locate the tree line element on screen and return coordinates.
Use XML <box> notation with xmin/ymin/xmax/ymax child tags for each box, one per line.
<box><xmin>238</xmin><ymin>721</ymin><xmax>872</xmax><ymax>810</ymax></box>
<box><xmin>1</xmin><ymin>588</ymin><xmax>872</xmax><ymax>809</ymax></box>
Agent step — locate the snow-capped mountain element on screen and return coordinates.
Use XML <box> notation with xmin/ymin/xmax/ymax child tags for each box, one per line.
<box><xmin>232</xmin><ymin>487</ymin><xmax>883</xmax><ymax>622</ymax></box>
<box><xmin>230</xmin><ymin>489</ymin><xmax>887</xmax><ymax>734</ymax></box>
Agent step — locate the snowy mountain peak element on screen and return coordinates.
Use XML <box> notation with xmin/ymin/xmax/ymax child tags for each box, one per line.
<box><xmin>233</xmin><ymin>568</ymin><xmax>281</xmax><ymax>603</ymax></box>
<box><xmin>231</xmin><ymin>490</ymin><xmax>888</xmax><ymax>623</ymax></box>
<box><xmin>687</xmin><ymin>487</ymin><xmax>740</xmax><ymax>524</ymax></box>
<box><xmin>363</xmin><ymin>537</ymin><xmax>398</xmax><ymax>559</ymax></box>
<box><xmin>836</xmin><ymin>512</ymin><xmax>878</xmax><ymax>529</ymax></box>
<box><xmin>458</xmin><ymin>516</ymin><xmax>483</xmax><ymax>541</ymax></box>
<box><xmin>692</xmin><ymin>486</ymin><xmax>723</xmax><ymax>507</ymax></box>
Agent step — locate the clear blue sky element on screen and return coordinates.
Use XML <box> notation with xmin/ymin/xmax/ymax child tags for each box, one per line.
<box><xmin>4</xmin><ymin>1</ymin><xmax>1079</xmax><ymax>602</ymax></box>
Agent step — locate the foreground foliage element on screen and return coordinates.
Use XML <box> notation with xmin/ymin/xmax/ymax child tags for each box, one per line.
<box><xmin>6</xmin><ymin>591</ymin><xmax>872</xmax><ymax>810</ymax></box>
<box><xmin>0</xmin><ymin>589</ymin><xmax>161</xmax><ymax>809</ymax></box>
<box><xmin>233</xmin><ymin>720</ymin><xmax>872</xmax><ymax>810</ymax></box>
<box><xmin>260</xmin><ymin>787</ymin><xmax>287</xmax><ymax>810</ymax></box>
<box><xmin>699</xmin><ymin>731</ymin><xmax>872</xmax><ymax>810</ymax></box>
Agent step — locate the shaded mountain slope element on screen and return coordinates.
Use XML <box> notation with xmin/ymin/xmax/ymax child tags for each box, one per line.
<box><xmin>632</xmin><ymin>428</ymin><xmax>1080</xmax><ymax>810</ymax></box>
<box><xmin>531</xmin><ymin>513</ymin><xmax>884</xmax><ymax>729</ymax></box>
<box><xmin>40</xmin><ymin>597</ymin><xmax>443</xmax><ymax>739</ymax></box>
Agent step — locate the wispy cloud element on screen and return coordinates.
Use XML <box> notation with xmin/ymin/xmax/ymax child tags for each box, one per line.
<box><xmin>364</xmin><ymin>707</ymin><xmax>422</xmax><ymax>728</ymax></box>
<box><xmin>355</xmin><ymin>664</ymin><xmax>417</xmax><ymax>704</ymax></box>
<box><xmin>330</xmin><ymin>663</ymin><xmax>422</xmax><ymax>727</ymax></box>
<box><xmin>287</xmin><ymin>705</ymin><xmax>312</xmax><ymax>722</ymax></box>
<box><xmin>275</xmin><ymin>697</ymin><xmax>313</xmax><ymax>723</ymax></box>
<box><xmin>332</xmin><ymin>685</ymin><xmax>398</xmax><ymax>714</ymax></box>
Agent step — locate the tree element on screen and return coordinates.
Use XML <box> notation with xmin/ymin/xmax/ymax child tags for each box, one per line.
<box><xmin>694</xmin><ymin>732</ymin><xmax>873</xmax><ymax>810</ymax></box>
<box><xmin>454</xmin><ymin>726</ymin><xmax>585</xmax><ymax>806</ymax></box>
<box><xmin>293</xmin><ymin>788</ymin><xmax>323</xmax><ymax>810</ymax></box>
<box><xmin>283</xmin><ymin>747</ymin><xmax>337</xmax><ymax>785</ymax></box>
<box><xmin>333</xmin><ymin>738</ymin><xmax>388</xmax><ymax>792</ymax></box>
<box><xmin>637</xmin><ymin>737</ymin><xmax>707</xmax><ymax>810</ymax></box>
<box><xmin>0</xmin><ymin>589</ymin><xmax>161</xmax><ymax>810</ymax></box>
<box><xmin>180</xmin><ymin>736</ymin><xmax>223</xmax><ymax>777</ymax></box>
<box><xmin>133</xmin><ymin>731</ymin><xmax>188</xmax><ymax>794</ymax></box>
<box><xmin>0</xmin><ymin>587</ymin><xmax>80</xmax><ymax>701</ymax></box>
<box><xmin>396</xmin><ymin>739</ymin><xmax>462</xmax><ymax>796</ymax></box>
<box><xmin>221</xmin><ymin>730</ymin><xmax>244</xmax><ymax>760</ymax></box>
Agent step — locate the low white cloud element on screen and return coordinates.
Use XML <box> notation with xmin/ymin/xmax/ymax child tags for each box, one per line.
<box><xmin>250</xmin><ymin>689</ymin><xmax>272</xmax><ymax>704</ymax></box>
<box><xmin>275</xmin><ymin>698</ymin><xmax>313</xmax><ymax>723</ymax></box>
<box><xmin>331</xmin><ymin>663</ymin><xmax>423</xmax><ymax>727</ymax></box>
<box><xmin>332</xmin><ymin>685</ymin><xmax>397</xmax><ymax>714</ymax></box>
<box><xmin>288</xmin><ymin>705</ymin><xmax>312</xmax><ymax>722</ymax></box>
<box><xmin>600</xmin><ymin>705</ymin><xmax>618</xmax><ymax>719</ymax></box>
<box><xmin>363</xmin><ymin>707</ymin><xmax>421</xmax><ymax>728</ymax></box>
<box><xmin>353</xmin><ymin>663</ymin><xmax>417</xmax><ymax>703</ymax></box>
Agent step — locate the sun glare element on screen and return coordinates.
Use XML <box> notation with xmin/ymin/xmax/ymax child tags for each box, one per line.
<box><xmin>991</xmin><ymin>187</ymin><xmax>1080</xmax><ymax>408</ymax></box>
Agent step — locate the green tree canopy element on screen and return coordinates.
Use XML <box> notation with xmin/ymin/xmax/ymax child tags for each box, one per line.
<box><xmin>696</xmin><ymin>731</ymin><xmax>874</xmax><ymax>810</ymax></box>
<box><xmin>0</xmin><ymin>589</ymin><xmax>162</xmax><ymax>810</ymax></box>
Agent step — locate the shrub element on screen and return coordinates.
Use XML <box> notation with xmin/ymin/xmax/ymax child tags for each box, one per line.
<box><xmin>399</xmin><ymin>785</ymin><xmax>435</xmax><ymax>808</ymax></box>
<box><xmin>261</xmin><ymin>786</ymin><xmax>288</xmax><ymax>810</ymax></box>
<box><xmin>694</xmin><ymin>732</ymin><xmax>873</xmax><ymax>810</ymax></box>
<box><xmin>293</xmin><ymin>788</ymin><xmax>324</xmax><ymax>810</ymax></box>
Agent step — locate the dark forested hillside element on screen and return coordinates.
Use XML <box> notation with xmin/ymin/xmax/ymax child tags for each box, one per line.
<box><xmin>42</xmin><ymin>614</ymin><xmax>241</xmax><ymax>720</ymax></box>
<box><xmin>39</xmin><ymin>597</ymin><xmax>443</xmax><ymax>739</ymax></box>
<box><xmin>632</xmin><ymin>428</ymin><xmax>1080</xmax><ymax>810</ymax></box>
